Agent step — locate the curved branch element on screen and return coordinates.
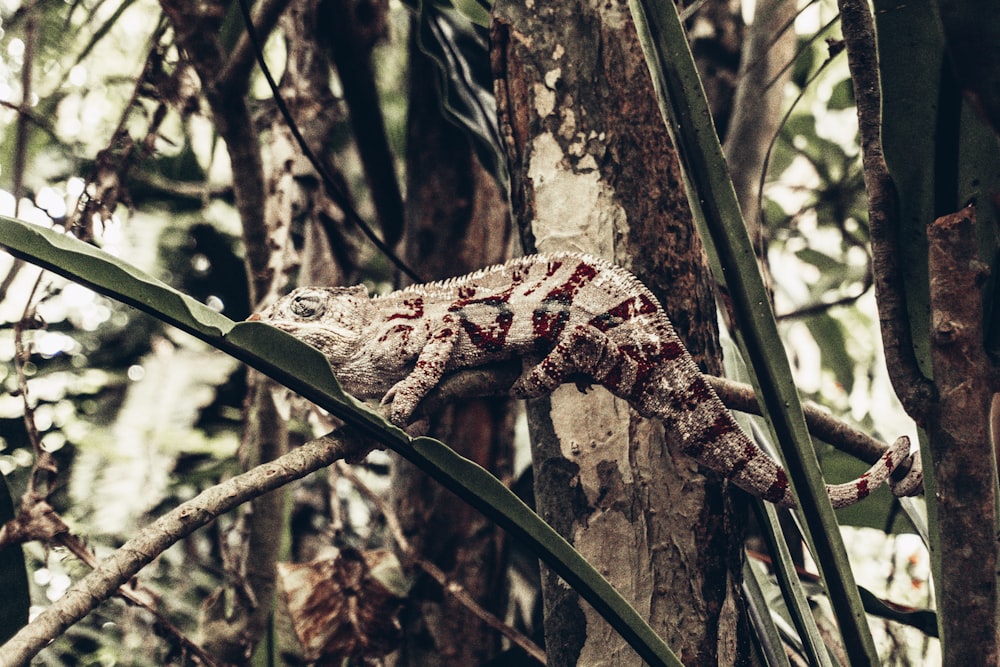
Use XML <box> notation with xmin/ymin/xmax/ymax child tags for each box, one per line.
<box><xmin>836</xmin><ymin>0</ymin><xmax>935</xmax><ymax>423</ymax></box>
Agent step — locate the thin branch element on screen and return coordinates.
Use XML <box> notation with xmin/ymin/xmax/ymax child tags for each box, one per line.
<box><xmin>836</xmin><ymin>0</ymin><xmax>935</xmax><ymax>423</ymax></box>
<box><xmin>54</xmin><ymin>531</ymin><xmax>221</xmax><ymax>667</ymax></box>
<box><xmin>219</xmin><ymin>0</ymin><xmax>292</xmax><ymax>89</ymax></box>
<box><xmin>776</xmin><ymin>264</ymin><xmax>873</xmax><ymax>320</ymax></box>
<box><xmin>754</xmin><ymin>40</ymin><xmax>842</xmax><ymax>248</ymax></box>
<box><xmin>12</xmin><ymin>15</ymin><xmax>35</xmax><ymax>218</ymax></box>
<box><xmin>336</xmin><ymin>461</ymin><xmax>547</xmax><ymax>665</ymax></box>
<box><xmin>0</xmin><ymin>433</ymin><xmax>371</xmax><ymax>667</ymax></box>
<box><xmin>416</xmin><ymin>364</ymin><xmax>915</xmax><ymax>472</ymax></box>
<box><xmin>14</xmin><ymin>277</ymin><xmax>59</xmax><ymax>497</ymax></box>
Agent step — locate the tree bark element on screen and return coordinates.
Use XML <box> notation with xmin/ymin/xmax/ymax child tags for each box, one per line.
<box><xmin>926</xmin><ymin>205</ymin><xmax>999</xmax><ymax>665</ymax></box>
<box><xmin>491</xmin><ymin>1</ymin><xmax>749</xmax><ymax>663</ymax></box>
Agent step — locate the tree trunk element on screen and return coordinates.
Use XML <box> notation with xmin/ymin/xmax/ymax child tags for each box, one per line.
<box><xmin>491</xmin><ymin>1</ymin><xmax>750</xmax><ymax>664</ymax></box>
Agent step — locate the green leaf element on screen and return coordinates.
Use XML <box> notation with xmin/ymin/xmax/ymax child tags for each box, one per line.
<box><xmin>412</xmin><ymin>1</ymin><xmax>506</xmax><ymax>183</ymax></box>
<box><xmin>0</xmin><ymin>220</ymin><xmax>232</xmax><ymax>340</ymax></box>
<box><xmin>803</xmin><ymin>314</ymin><xmax>854</xmax><ymax>393</ymax></box>
<box><xmin>827</xmin><ymin>77</ymin><xmax>856</xmax><ymax>111</ymax></box>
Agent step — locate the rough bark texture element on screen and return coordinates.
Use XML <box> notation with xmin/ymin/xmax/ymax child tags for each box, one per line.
<box><xmin>388</xmin><ymin>28</ymin><xmax>517</xmax><ymax>666</ymax></box>
<box><xmin>263</xmin><ymin>0</ymin><xmax>360</xmax><ymax>293</ymax></box>
<box><xmin>926</xmin><ymin>205</ymin><xmax>999</xmax><ymax>665</ymax></box>
<box><xmin>491</xmin><ymin>0</ymin><xmax>748</xmax><ymax>663</ymax></box>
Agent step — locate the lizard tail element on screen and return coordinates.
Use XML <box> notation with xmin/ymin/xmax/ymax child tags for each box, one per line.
<box><xmin>821</xmin><ymin>435</ymin><xmax>921</xmax><ymax>509</ymax></box>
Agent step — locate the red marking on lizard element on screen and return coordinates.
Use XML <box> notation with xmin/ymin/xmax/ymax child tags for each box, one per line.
<box><xmin>377</xmin><ymin>324</ymin><xmax>414</xmax><ymax>346</ymax></box>
<box><xmin>449</xmin><ymin>294</ymin><xmax>516</xmax><ymax>353</ymax></box>
<box><xmin>763</xmin><ymin>470</ymin><xmax>789</xmax><ymax>503</ymax></box>
<box><xmin>588</xmin><ymin>294</ymin><xmax>659</xmax><ymax>332</ymax></box>
<box><xmin>543</xmin><ymin>261</ymin><xmax>598</xmax><ymax>305</ymax></box>
<box><xmin>387</xmin><ymin>296</ymin><xmax>425</xmax><ymax>321</ymax></box>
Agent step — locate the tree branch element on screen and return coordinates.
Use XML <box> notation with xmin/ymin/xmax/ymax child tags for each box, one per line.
<box><xmin>836</xmin><ymin>0</ymin><xmax>935</xmax><ymax>423</ymax></box>
<box><xmin>219</xmin><ymin>0</ymin><xmax>293</xmax><ymax>90</ymax></box>
<box><xmin>416</xmin><ymin>365</ymin><xmax>914</xmax><ymax>472</ymax></box>
<box><xmin>925</xmin><ymin>204</ymin><xmax>998</xmax><ymax>663</ymax></box>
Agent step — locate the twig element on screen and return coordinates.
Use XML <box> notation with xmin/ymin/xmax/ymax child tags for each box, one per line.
<box><xmin>12</xmin><ymin>15</ymin><xmax>35</xmax><ymax>219</ymax></box>
<box><xmin>56</xmin><ymin>532</ymin><xmax>221</xmax><ymax>666</ymax></box>
<box><xmin>775</xmin><ymin>265</ymin><xmax>873</xmax><ymax>320</ymax></box>
<box><xmin>13</xmin><ymin>276</ymin><xmax>59</xmax><ymax>496</ymax></box>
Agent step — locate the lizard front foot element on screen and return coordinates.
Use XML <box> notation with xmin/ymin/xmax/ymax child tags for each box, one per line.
<box><xmin>381</xmin><ymin>381</ymin><xmax>426</xmax><ymax>427</ymax></box>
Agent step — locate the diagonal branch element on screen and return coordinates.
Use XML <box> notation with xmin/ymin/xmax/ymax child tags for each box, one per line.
<box><xmin>219</xmin><ymin>0</ymin><xmax>293</xmax><ymax>90</ymax></box>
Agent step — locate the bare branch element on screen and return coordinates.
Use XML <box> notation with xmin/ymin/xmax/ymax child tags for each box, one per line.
<box><xmin>836</xmin><ymin>0</ymin><xmax>935</xmax><ymax>422</ymax></box>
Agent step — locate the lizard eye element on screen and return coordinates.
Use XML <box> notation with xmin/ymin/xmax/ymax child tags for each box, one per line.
<box><xmin>290</xmin><ymin>292</ymin><xmax>325</xmax><ymax>319</ymax></box>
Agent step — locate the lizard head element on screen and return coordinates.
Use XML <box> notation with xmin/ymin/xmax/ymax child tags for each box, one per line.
<box><xmin>250</xmin><ymin>285</ymin><xmax>372</xmax><ymax>364</ymax></box>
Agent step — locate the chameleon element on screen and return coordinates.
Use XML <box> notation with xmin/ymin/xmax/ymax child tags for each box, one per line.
<box><xmin>249</xmin><ymin>252</ymin><xmax>921</xmax><ymax>509</ymax></box>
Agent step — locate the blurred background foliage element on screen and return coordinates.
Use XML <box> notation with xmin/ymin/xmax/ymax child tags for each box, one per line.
<box><xmin>0</xmin><ymin>0</ymin><xmax>933</xmax><ymax>663</ymax></box>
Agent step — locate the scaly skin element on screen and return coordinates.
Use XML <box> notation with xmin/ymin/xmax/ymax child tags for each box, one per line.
<box><xmin>252</xmin><ymin>252</ymin><xmax>920</xmax><ymax>508</ymax></box>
